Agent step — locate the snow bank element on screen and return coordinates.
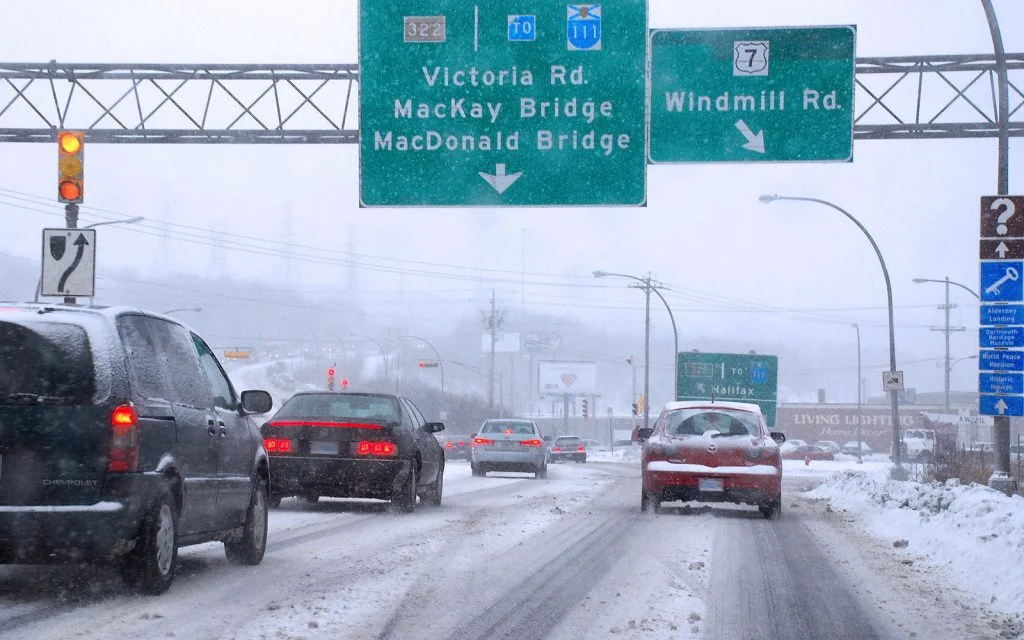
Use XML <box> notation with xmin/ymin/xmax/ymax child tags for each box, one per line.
<box><xmin>808</xmin><ymin>471</ymin><xmax>1024</xmax><ymax>616</ymax></box>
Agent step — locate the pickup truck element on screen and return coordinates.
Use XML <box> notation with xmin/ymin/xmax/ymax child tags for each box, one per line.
<box><xmin>903</xmin><ymin>428</ymin><xmax>936</xmax><ymax>462</ymax></box>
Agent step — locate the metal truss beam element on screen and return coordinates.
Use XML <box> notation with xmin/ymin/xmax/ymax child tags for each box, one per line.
<box><xmin>0</xmin><ymin>56</ymin><xmax>1021</xmax><ymax>143</ymax></box>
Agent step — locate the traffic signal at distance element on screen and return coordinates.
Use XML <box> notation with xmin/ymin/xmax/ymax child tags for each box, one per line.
<box><xmin>631</xmin><ymin>403</ymin><xmax>639</xmax><ymax>416</ymax></box>
<box><xmin>327</xmin><ymin>367</ymin><xmax>336</xmax><ymax>377</ymax></box>
<box><xmin>582</xmin><ymin>399</ymin><xmax>589</xmax><ymax>418</ymax></box>
<box><xmin>57</xmin><ymin>130</ymin><xmax>84</xmax><ymax>204</ymax></box>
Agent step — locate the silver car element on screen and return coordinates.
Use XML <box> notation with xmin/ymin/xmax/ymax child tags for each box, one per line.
<box><xmin>470</xmin><ymin>419</ymin><xmax>548</xmax><ymax>479</ymax></box>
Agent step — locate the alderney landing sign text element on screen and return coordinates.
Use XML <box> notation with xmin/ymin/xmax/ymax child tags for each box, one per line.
<box><xmin>359</xmin><ymin>1</ymin><xmax>647</xmax><ymax>207</ymax></box>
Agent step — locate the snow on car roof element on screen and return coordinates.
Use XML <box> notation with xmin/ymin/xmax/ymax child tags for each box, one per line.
<box><xmin>660</xmin><ymin>400</ymin><xmax>763</xmax><ymax>414</ymax></box>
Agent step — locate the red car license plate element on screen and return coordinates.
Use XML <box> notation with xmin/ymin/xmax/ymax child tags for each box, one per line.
<box><xmin>698</xmin><ymin>478</ymin><xmax>724</xmax><ymax>492</ymax></box>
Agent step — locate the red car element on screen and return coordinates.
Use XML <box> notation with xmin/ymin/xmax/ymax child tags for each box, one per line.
<box><xmin>638</xmin><ymin>401</ymin><xmax>786</xmax><ymax>518</ymax></box>
<box><xmin>782</xmin><ymin>444</ymin><xmax>835</xmax><ymax>461</ymax></box>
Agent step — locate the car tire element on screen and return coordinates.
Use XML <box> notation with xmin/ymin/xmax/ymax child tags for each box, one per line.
<box><xmin>919</xmin><ymin>450</ymin><xmax>933</xmax><ymax>464</ymax></box>
<box><xmin>394</xmin><ymin>464</ymin><xmax>417</xmax><ymax>513</ymax></box>
<box><xmin>121</xmin><ymin>484</ymin><xmax>178</xmax><ymax>595</ymax></box>
<box><xmin>298</xmin><ymin>492</ymin><xmax>320</xmax><ymax>505</ymax></box>
<box><xmin>535</xmin><ymin>465</ymin><xmax>547</xmax><ymax>479</ymax></box>
<box><xmin>268</xmin><ymin>494</ymin><xmax>283</xmax><ymax>509</ymax></box>
<box><xmin>760</xmin><ymin>499</ymin><xmax>782</xmax><ymax>519</ymax></box>
<box><xmin>421</xmin><ymin>465</ymin><xmax>444</xmax><ymax>507</ymax></box>
<box><xmin>225</xmin><ymin>477</ymin><xmax>268</xmax><ymax>565</ymax></box>
<box><xmin>471</xmin><ymin>463</ymin><xmax>485</xmax><ymax>477</ymax></box>
<box><xmin>641</xmin><ymin>490</ymin><xmax>662</xmax><ymax>513</ymax></box>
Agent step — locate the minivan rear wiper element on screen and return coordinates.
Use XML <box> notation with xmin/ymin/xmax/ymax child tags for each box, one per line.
<box><xmin>0</xmin><ymin>392</ymin><xmax>74</xmax><ymax>405</ymax></box>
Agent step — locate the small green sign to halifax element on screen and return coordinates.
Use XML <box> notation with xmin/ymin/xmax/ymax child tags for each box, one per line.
<box><xmin>676</xmin><ymin>352</ymin><xmax>779</xmax><ymax>426</ymax></box>
<box><xmin>359</xmin><ymin>1</ymin><xmax>648</xmax><ymax>207</ymax></box>
<box><xmin>649</xmin><ymin>26</ymin><xmax>856</xmax><ymax>164</ymax></box>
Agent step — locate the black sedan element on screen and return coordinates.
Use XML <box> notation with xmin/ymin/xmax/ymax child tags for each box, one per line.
<box><xmin>262</xmin><ymin>392</ymin><xmax>445</xmax><ymax>512</ymax></box>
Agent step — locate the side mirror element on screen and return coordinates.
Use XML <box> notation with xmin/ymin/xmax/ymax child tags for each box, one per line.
<box><xmin>425</xmin><ymin>421</ymin><xmax>445</xmax><ymax>433</ymax></box>
<box><xmin>241</xmin><ymin>389</ymin><xmax>273</xmax><ymax>415</ymax></box>
<box><xmin>770</xmin><ymin>432</ymin><xmax>786</xmax><ymax>444</ymax></box>
<box><xmin>637</xmin><ymin>427</ymin><xmax>654</xmax><ymax>442</ymax></box>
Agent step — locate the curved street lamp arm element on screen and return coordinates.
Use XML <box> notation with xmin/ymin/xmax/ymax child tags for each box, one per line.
<box><xmin>402</xmin><ymin>335</ymin><xmax>446</xmax><ymax>416</ymax></box>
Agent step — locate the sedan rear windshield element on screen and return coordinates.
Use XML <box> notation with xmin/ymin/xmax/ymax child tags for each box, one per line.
<box><xmin>0</xmin><ymin>320</ymin><xmax>95</xmax><ymax>403</ymax></box>
<box><xmin>664</xmin><ymin>409</ymin><xmax>758</xmax><ymax>437</ymax></box>
<box><xmin>481</xmin><ymin>421</ymin><xmax>536</xmax><ymax>434</ymax></box>
<box><xmin>274</xmin><ymin>394</ymin><xmax>400</xmax><ymax>422</ymax></box>
<box><xmin>554</xmin><ymin>437</ymin><xmax>582</xmax><ymax>445</ymax></box>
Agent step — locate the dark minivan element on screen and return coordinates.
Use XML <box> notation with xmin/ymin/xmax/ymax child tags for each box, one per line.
<box><xmin>0</xmin><ymin>304</ymin><xmax>274</xmax><ymax>594</ymax></box>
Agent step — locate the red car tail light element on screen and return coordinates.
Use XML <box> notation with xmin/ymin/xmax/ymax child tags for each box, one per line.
<box><xmin>445</xmin><ymin>441</ymin><xmax>454</xmax><ymax>448</ymax></box>
<box><xmin>356</xmin><ymin>441</ymin><xmax>396</xmax><ymax>456</ymax></box>
<box><xmin>520</xmin><ymin>439</ymin><xmax>542</xmax><ymax>447</ymax></box>
<box><xmin>108</xmin><ymin>404</ymin><xmax>140</xmax><ymax>472</ymax></box>
<box><xmin>576</xmin><ymin>445</ymin><xmax>586</xmax><ymax>452</ymax></box>
<box><xmin>473</xmin><ymin>437</ymin><xmax>494</xmax><ymax>446</ymax></box>
<box><xmin>264</xmin><ymin>437</ymin><xmax>294</xmax><ymax>454</ymax></box>
<box><xmin>551</xmin><ymin>446</ymin><xmax>562</xmax><ymax>452</ymax></box>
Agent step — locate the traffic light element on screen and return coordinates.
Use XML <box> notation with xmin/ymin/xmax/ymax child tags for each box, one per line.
<box><xmin>582</xmin><ymin>398</ymin><xmax>589</xmax><ymax>418</ymax></box>
<box><xmin>57</xmin><ymin>130</ymin><xmax>84</xmax><ymax>204</ymax></box>
<box><xmin>418</xmin><ymin>361</ymin><xmax>439</xmax><ymax>368</ymax></box>
<box><xmin>326</xmin><ymin>366</ymin><xmax>336</xmax><ymax>391</ymax></box>
<box><xmin>327</xmin><ymin>367</ymin><xmax>335</xmax><ymax>377</ymax></box>
<box><xmin>638</xmin><ymin>395</ymin><xmax>646</xmax><ymax>414</ymax></box>
<box><xmin>340</xmin><ymin>377</ymin><xmax>350</xmax><ymax>390</ymax></box>
<box><xmin>631</xmin><ymin>403</ymin><xmax>639</xmax><ymax>416</ymax></box>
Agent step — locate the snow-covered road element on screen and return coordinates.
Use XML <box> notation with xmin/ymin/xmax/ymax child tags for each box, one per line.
<box><xmin>2</xmin><ymin>455</ymin><xmax>1021</xmax><ymax>639</ymax></box>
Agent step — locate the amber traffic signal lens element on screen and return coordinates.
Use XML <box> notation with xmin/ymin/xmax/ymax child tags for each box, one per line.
<box><xmin>58</xmin><ymin>131</ymin><xmax>82</xmax><ymax>155</ymax></box>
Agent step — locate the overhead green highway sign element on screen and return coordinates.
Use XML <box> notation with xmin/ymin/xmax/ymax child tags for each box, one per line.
<box><xmin>649</xmin><ymin>26</ymin><xmax>856</xmax><ymax>163</ymax></box>
<box><xmin>677</xmin><ymin>352</ymin><xmax>779</xmax><ymax>426</ymax></box>
<box><xmin>359</xmin><ymin>1</ymin><xmax>647</xmax><ymax>207</ymax></box>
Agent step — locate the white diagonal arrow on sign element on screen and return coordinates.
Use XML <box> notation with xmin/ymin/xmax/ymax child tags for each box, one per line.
<box><xmin>479</xmin><ymin>163</ymin><xmax>523</xmax><ymax>194</ymax></box>
<box><xmin>734</xmin><ymin>119</ymin><xmax>765</xmax><ymax>153</ymax></box>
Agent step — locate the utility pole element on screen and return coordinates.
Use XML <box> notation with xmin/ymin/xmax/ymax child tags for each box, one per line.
<box><xmin>927</xmin><ymin>277</ymin><xmax>965</xmax><ymax>412</ymax></box>
<box><xmin>483</xmin><ymin>290</ymin><xmax>505</xmax><ymax>411</ymax></box>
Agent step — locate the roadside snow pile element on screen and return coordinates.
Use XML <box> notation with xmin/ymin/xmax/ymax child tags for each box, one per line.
<box><xmin>807</xmin><ymin>470</ymin><xmax>1024</xmax><ymax>616</ymax></box>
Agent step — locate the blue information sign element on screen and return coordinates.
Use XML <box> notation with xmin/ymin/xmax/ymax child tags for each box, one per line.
<box><xmin>981</xmin><ymin>261</ymin><xmax>1024</xmax><ymax>302</ymax></box>
<box><xmin>980</xmin><ymin>394</ymin><xmax>1024</xmax><ymax>416</ymax></box>
<box><xmin>980</xmin><ymin>349</ymin><xmax>1024</xmax><ymax>372</ymax></box>
<box><xmin>980</xmin><ymin>372</ymin><xmax>1024</xmax><ymax>395</ymax></box>
<box><xmin>980</xmin><ymin>326</ymin><xmax>1024</xmax><ymax>348</ymax></box>
<box><xmin>980</xmin><ymin>304</ymin><xmax>1024</xmax><ymax>326</ymax></box>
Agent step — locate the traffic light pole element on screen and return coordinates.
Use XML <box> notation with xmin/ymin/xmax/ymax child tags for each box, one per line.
<box><xmin>64</xmin><ymin>203</ymin><xmax>78</xmax><ymax>305</ymax></box>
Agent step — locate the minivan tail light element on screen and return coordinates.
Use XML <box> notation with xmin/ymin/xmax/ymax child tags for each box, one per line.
<box><xmin>108</xmin><ymin>404</ymin><xmax>140</xmax><ymax>473</ymax></box>
<box><xmin>520</xmin><ymin>439</ymin><xmax>542</xmax><ymax>447</ymax></box>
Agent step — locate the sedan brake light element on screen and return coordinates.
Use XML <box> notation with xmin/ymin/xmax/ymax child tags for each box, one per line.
<box><xmin>520</xmin><ymin>439</ymin><xmax>542</xmax><ymax>447</ymax></box>
<box><xmin>551</xmin><ymin>446</ymin><xmax>562</xmax><ymax>452</ymax></box>
<box><xmin>576</xmin><ymin>445</ymin><xmax>586</xmax><ymax>452</ymax></box>
<box><xmin>270</xmin><ymin>420</ymin><xmax>382</xmax><ymax>430</ymax></box>
<box><xmin>473</xmin><ymin>437</ymin><xmax>494</xmax><ymax>446</ymax></box>
<box><xmin>356</xmin><ymin>441</ymin><xmax>396</xmax><ymax>456</ymax></box>
<box><xmin>264</xmin><ymin>437</ymin><xmax>294</xmax><ymax>454</ymax></box>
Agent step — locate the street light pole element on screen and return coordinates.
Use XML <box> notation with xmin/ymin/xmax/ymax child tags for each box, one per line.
<box><xmin>402</xmin><ymin>334</ymin><xmax>446</xmax><ymax>419</ymax></box>
<box><xmin>760</xmin><ymin>194</ymin><xmax>905</xmax><ymax>478</ymax></box>
<box><xmin>912</xmin><ymin>276</ymin><xmax>979</xmax><ymax>412</ymax></box>
<box><xmin>594</xmin><ymin>270</ymin><xmax>679</xmax><ymax>429</ymax></box>
<box><xmin>851</xmin><ymin>323</ymin><xmax>864</xmax><ymax>464</ymax></box>
<box><xmin>350</xmin><ymin>333</ymin><xmax>389</xmax><ymax>387</ymax></box>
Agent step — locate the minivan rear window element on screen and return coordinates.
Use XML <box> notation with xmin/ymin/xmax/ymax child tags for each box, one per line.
<box><xmin>0</xmin><ymin>320</ymin><xmax>95</xmax><ymax>403</ymax></box>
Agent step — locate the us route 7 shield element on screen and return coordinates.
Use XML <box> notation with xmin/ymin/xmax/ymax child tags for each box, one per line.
<box><xmin>41</xmin><ymin>228</ymin><xmax>96</xmax><ymax>297</ymax></box>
